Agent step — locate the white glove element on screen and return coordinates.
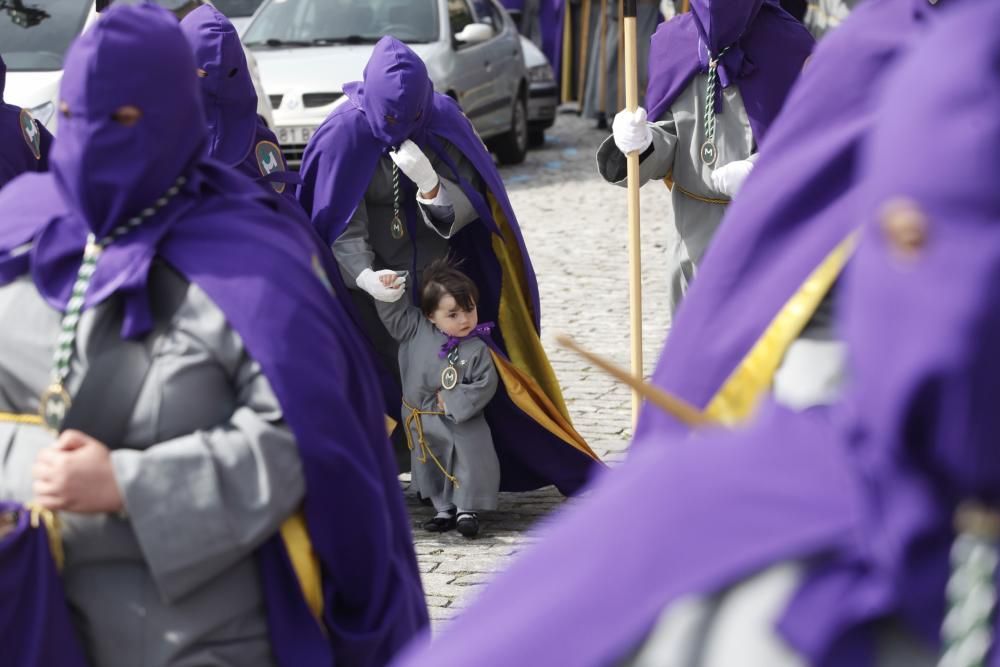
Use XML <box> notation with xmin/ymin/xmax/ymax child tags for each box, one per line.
<box><xmin>388</xmin><ymin>139</ymin><xmax>440</xmax><ymax>195</ymax></box>
<box><xmin>356</xmin><ymin>268</ymin><xmax>406</xmax><ymax>302</ymax></box>
<box><xmin>710</xmin><ymin>158</ymin><xmax>756</xmax><ymax>197</ymax></box>
<box><xmin>660</xmin><ymin>0</ymin><xmax>676</xmax><ymax>20</ymax></box>
<box><xmin>612</xmin><ymin>107</ymin><xmax>654</xmax><ymax>155</ymax></box>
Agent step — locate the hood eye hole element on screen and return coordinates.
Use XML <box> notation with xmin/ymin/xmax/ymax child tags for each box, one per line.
<box><xmin>384</xmin><ymin>114</ymin><xmax>398</xmax><ymax>125</ymax></box>
<box><xmin>59</xmin><ymin>101</ymin><xmax>71</xmax><ymax>118</ymax></box>
<box><xmin>196</xmin><ymin>68</ymin><xmax>209</xmax><ymax>78</ymax></box>
<box><xmin>879</xmin><ymin>198</ymin><xmax>929</xmax><ymax>261</ymax></box>
<box><xmin>415</xmin><ymin>110</ymin><xmax>422</xmax><ymax>121</ymax></box>
<box><xmin>227</xmin><ymin>67</ymin><xmax>239</xmax><ymax>78</ymax></box>
<box><xmin>111</xmin><ymin>105</ymin><xmax>143</xmax><ymax>128</ymax></box>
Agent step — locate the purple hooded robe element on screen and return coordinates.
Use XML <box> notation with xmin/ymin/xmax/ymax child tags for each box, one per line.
<box><xmin>0</xmin><ymin>55</ymin><xmax>53</xmax><ymax>188</ymax></box>
<box><xmin>178</xmin><ymin>5</ymin><xmax>301</xmax><ymax>209</ymax></box>
<box><xmin>298</xmin><ymin>37</ymin><xmax>601</xmax><ymax>496</ymax></box>
<box><xmin>0</xmin><ymin>6</ymin><xmax>426</xmax><ymax>665</ymax></box>
<box><xmin>635</xmin><ymin>0</ymin><xmax>957</xmax><ymax>441</ymax></box>
<box><xmin>392</xmin><ymin>4</ymin><xmax>1000</xmax><ymax>665</ymax></box>
<box><xmin>645</xmin><ymin>0</ymin><xmax>814</xmax><ymax>143</ymax></box>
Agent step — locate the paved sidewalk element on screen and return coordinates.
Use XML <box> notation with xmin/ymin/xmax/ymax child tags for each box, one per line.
<box><xmin>407</xmin><ymin>112</ymin><xmax>676</xmax><ymax>628</ymax></box>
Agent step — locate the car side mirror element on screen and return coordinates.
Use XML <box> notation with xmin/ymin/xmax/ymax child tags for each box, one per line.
<box><xmin>454</xmin><ymin>23</ymin><xmax>494</xmax><ymax>45</ymax></box>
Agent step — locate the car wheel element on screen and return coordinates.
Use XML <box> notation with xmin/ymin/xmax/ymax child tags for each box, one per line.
<box><xmin>528</xmin><ymin>127</ymin><xmax>545</xmax><ymax>148</ymax></box>
<box><xmin>494</xmin><ymin>93</ymin><xmax>528</xmax><ymax>165</ymax></box>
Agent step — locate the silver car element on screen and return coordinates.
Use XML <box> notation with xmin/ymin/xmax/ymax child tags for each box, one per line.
<box><xmin>243</xmin><ymin>0</ymin><xmax>531</xmax><ymax>166</ymax></box>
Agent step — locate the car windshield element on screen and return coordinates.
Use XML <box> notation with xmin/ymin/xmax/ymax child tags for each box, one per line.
<box><xmin>244</xmin><ymin>0</ymin><xmax>439</xmax><ymax>47</ymax></box>
<box><xmin>0</xmin><ymin>0</ymin><xmax>91</xmax><ymax>71</ymax></box>
<box><xmin>212</xmin><ymin>0</ymin><xmax>263</xmax><ymax>17</ymax></box>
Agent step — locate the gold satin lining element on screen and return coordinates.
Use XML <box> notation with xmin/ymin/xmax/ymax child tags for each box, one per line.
<box><xmin>488</xmin><ymin>194</ymin><xmax>571</xmax><ymax>419</ymax></box>
<box><xmin>384</xmin><ymin>415</ymin><xmax>398</xmax><ymax>436</ymax></box>
<box><xmin>704</xmin><ymin>234</ymin><xmax>857</xmax><ymax>424</ymax></box>
<box><xmin>279</xmin><ymin>511</ymin><xmax>324</xmax><ymax>624</ymax></box>
<box><xmin>0</xmin><ymin>412</ymin><xmax>43</xmax><ymax>425</ymax></box>
<box><xmin>492</xmin><ymin>351</ymin><xmax>601</xmax><ymax>461</ymax></box>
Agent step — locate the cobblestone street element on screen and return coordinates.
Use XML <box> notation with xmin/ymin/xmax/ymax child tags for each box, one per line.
<box><xmin>407</xmin><ymin>112</ymin><xmax>676</xmax><ymax>628</ymax></box>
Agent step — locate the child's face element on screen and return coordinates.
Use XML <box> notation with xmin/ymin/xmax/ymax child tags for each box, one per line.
<box><xmin>428</xmin><ymin>293</ymin><xmax>478</xmax><ymax>337</ymax></box>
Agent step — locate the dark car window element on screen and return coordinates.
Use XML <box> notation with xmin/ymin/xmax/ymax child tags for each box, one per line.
<box><xmin>0</xmin><ymin>0</ymin><xmax>91</xmax><ymax>71</ymax></box>
<box><xmin>448</xmin><ymin>0</ymin><xmax>474</xmax><ymax>36</ymax></box>
<box><xmin>245</xmin><ymin>0</ymin><xmax>439</xmax><ymax>46</ymax></box>
<box><xmin>469</xmin><ymin>0</ymin><xmax>500</xmax><ymax>31</ymax></box>
<box><xmin>212</xmin><ymin>0</ymin><xmax>264</xmax><ymax>17</ymax></box>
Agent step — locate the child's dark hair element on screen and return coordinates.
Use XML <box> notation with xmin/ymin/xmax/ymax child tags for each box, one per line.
<box><xmin>420</xmin><ymin>257</ymin><xmax>479</xmax><ymax>317</ymax></box>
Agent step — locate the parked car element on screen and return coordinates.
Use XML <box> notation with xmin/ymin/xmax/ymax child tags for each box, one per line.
<box><xmin>243</xmin><ymin>0</ymin><xmax>531</xmax><ymax>167</ymax></box>
<box><xmin>520</xmin><ymin>35</ymin><xmax>557</xmax><ymax>147</ymax></box>
<box><xmin>0</xmin><ymin>0</ymin><xmax>273</xmax><ymax>133</ymax></box>
<box><xmin>211</xmin><ymin>0</ymin><xmax>264</xmax><ymax>33</ymax></box>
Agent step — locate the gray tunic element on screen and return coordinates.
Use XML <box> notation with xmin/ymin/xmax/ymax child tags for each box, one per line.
<box><xmin>582</xmin><ymin>0</ymin><xmax>660</xmax><ymax>119</ymax></box>
<box><xmin>597</xmin><ymin>79</ymin><xmax>754</xmax><ymax>319</ymax></box>
<box><xmin>332</xmin><ymin>138</ymin><xmax>482</xmax><ymax>382</ymax></box>
<box><xmin>375</xmin><ymin>297</ymin><xmax>500</xmax><ymax>513</ymax></box>
<box><xmin>0</xmin><ymin>269</ymin><xmax>304</xmax><ymax>667</ymax></box>
<box><xmin>619</xmin><ymin>564</ymin><xmax>937</xmax><ymax>667</ymax></box>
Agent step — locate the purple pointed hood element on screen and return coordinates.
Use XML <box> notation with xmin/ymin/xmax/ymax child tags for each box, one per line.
<box><xmin>344</xmin><ymin>36</ymin><xmax>434</xmax><ymax>148</ymax></box>
<box><xmin>645</xmin><ymin>0</ymin><xmax>812</xmax><ymax>143</ymax></box>
<box><xmin>179</xmin><ymin>4</ymin><xmax>258</xmax><ymax>166</ymax></box>
<box><xmin>51</xmin><ymin>3</ymin><xmax>206</xmax><ymax>240</ymax></box>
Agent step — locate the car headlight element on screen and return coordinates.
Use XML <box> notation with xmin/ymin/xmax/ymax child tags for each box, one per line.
<box><xmin>528</xmin><ymin>64</ymin><xmax>555</xmax><ymax>84</ymax></box>
<box><xmin>29</xmin><ymin>102</ymin><xmax>55</xmax><ymax>127</ymax></box>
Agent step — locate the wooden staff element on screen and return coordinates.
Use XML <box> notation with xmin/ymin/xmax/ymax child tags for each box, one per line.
<box><xmin>561</xmin><ymin>0</ymin><xmax>574</xmax><ymax>102</ymax></box>
<box><xmin>556</xmin><ymin>336</ymin><xmax>715</xmax><ymax>428</ymax></box>
<box><xmin>577</xmin><ymin>0</ymin><xmax>592</xmax><ymax>106</ymax></box>
<box><xmin>622</xmin><ymin>0</ymin><xmax>643</xmax><ymax>424</ymax></box>
<box><xmin>596</xmin><ymin>0</ymin><xmax>609</xmax><ymax>113</ymax></box>
<box><xmin>616</xmin><ymin>0</ymin><xmax>625</xmax><ymax>111</ymax></box>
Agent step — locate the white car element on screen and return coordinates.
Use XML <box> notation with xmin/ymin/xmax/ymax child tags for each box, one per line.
<box><xmin>520</xmin><ymin>35</ymin><xmax>557</xmax><ymax>147</ymax></box>
<box><xmin>242</xmin><ymin>0</ymin><xmax>531</xmax><ymax>167</ymax></box>
<box><xmin>1</xmin><ymin>0</ymin><xmax>273</xmax><ymax>133</ymax></box>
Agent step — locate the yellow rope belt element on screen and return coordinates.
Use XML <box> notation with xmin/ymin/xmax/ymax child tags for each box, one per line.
<box><xmin>401</xmin><ymin>399</ymin><xmax>460</xmax><ymax>488</ymax></box>
<box><xmin>0</xmin><ymin>412</ymin><xmax>43</xmax><ymax>425</ymax></box>
<box><xmin>672</xmin><ymin>182</ymin><xmax>731</xmax><ymax>206</ymax></box>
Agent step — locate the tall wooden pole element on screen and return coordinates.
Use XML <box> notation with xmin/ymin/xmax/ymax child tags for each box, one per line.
<box><xmin>623</xmin><ymin>0</ymin><xmax>642</xmax><ymax>424</ymax></box>
<box><xmin>616</xmin><ymin>0</ymin><xmax>625</xmax><ymax>111</ymax></box>
<box><xmin>577</xmin><ymin>0</ymin><xmax>592</xmax><ymax>107</ymax></box>
<box><xmin>596</xmin><ymin>0</ymin><xmax>608</xmax><ymax>114</ymax></box>
<box><xmin>561</xmin><ymin>0</ymin><xmax>573</xmax><ymax>102</ymax></box>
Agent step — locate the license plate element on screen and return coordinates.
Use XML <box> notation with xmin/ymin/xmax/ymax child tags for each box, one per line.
<box><xmin>276</xmin><ymin>125</ymin><xmax>315</xmax><ymax>146</ymax></box>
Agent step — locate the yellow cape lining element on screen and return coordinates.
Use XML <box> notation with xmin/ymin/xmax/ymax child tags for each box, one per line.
<box><xmin>704</xmin><ymin>234</ymin><xmax>857</xmax><ymax>425</ymax></box>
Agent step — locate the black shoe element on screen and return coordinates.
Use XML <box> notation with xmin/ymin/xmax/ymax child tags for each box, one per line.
<box><xmin>423</xmin><ymin>515</ymin><xmax>456</xmax><ymax>532</ymax></box>
<box><xmin>456</xmin><ymin>512</ymin><xmax>479</xmax><ymax>538</ymax></box>
<box><xmin>417</xmin><ymin>494</ymin><xmax>433</xmax><ymax>507</ymax></box>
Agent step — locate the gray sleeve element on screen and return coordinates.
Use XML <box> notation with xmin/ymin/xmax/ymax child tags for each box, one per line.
<box><xmin>417</xmin><ymin>176</ymin><xmax>479</xmax><ymax>239</ymax></box>
<box><xmin>596</xmin><ymin>117</ymin><xmax>678</xmax><ymax>186</ymax></box>
<box><xmin>110</xmin><ymin>354</ymin><xmax>304</xmax><ymax>605</ymax></box>
<box><xmin>374</xmin><ymin>296</ymin><xmax>423</xmax><ymax>342</ymax></box>
<box><xmin>331</xmin><ymin>199</ymin><xmax>374</xmax><ymax>286</ymax></box>
<box><xmin>442</xmin><ymin>346</ymin><xmax>498</xmax><ymax>424</ymax></box>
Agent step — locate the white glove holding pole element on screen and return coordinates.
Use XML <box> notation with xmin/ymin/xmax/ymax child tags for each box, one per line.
<box><xmin>356</xmin><ymin>268</ymin><xmax>406</xmax><ymax>302</ymax></box>
<box><xmin>612</xmin><ymin>107</ymin><xmax>654</xmax><ymax>155</ymax></box>
<box><xmin>710</xmin><ymin>157</ymin><xmax>757</xmax><ymax>197</ymax></box>
<box><xmin>388</xmin><ymin>139</ymin><xmax>440</xmax><ymax>195</ymax></box>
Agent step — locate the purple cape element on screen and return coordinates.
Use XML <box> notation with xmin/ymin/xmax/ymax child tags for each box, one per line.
<box><xmin>0</xmin><ymin>503</ymin><xmax>90</xmax><ymax>667</ymax></box>
<box><xmin>394</xmin><ymin>5</ymin><xmax>1000</xmax><ymax>665</ymax></box>
<box><xmin>0</xmin><ymin>55</ymin><xmax>52</xmax><ymax>188</ymax></box>
<box><xmin>645</xmin><ymin>0</ymin><xmax>814</xmax><ymax>143</ymax></box>
<box><xmin>0</xmin><ymin>6</ymin><xmax>427</xmax><ymax>665</ymax></box>
<box><xmin>179</xmin><ymin>5</ymin><xmax>257</xmax><ymax>166</ymax></box>
<box><xmin>636</xmin><ymin>0</ymin><xmax>951</xmax><ymax>443</ymax></box>
<box><xmin>298</xmin><ymin>37</ymin><xmax>600</xmax><ymax>495</ymax></box>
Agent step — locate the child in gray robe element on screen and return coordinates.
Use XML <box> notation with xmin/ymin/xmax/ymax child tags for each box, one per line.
<box><xmin>374</xmin><ymin>259</ymin><xmax>500</xmax><ymax>538</ymax></box>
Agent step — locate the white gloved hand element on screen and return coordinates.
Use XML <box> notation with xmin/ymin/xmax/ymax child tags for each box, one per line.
<box><xmin>612</xmin><ymin>107</ymin><xmax>654</xmax><ymax>155</ymax></box>
<box><xmin>710</xmin><ymin>158</ymin><xmax>756</xmax><ymax>197</ymax></box>
<box><xmin>388</xmin><ymin>139</ymin><xmax>440</xmax><ymax>195</ymax></box>
<box><xmin>356</xmin><ymin>268</ymin><xmax>407</xmax><ymax>302</ymax></box>
<box><xmin>660</xmin><ymin>0</ymin><xmax>676</xmax><ymax>20</ymax></box>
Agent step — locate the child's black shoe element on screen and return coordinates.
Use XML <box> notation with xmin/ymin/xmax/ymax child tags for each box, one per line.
<box><xmin>423</xmin><ymin>513</ymin><xmax>456</xmax><ymax>532</ymax></box>
<box><xmin>456</xmin><ymin>512</ymin><xmax>479</xmax><ymax>538</ymax></box>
